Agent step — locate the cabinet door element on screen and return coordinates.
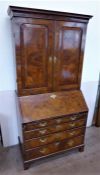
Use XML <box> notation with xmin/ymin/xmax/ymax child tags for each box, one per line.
<box><xmin>54</xmin><ymin>21</ymin><xmax>87</xmax><ymax>91</ymax></box>
<box><xmin>13</xmin><ymin>18</ymin><xmax>54</xmax><ymax>96</ymax></box>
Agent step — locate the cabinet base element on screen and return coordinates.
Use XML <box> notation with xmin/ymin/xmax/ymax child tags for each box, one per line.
<box><xmin>18</xmin><ymin>136</ymin><xmax>85</xmax><ymax>170</ymax></box>
<box><xmin>78</xmin><ymin>146</ymin><xmax>84</xmax><ymax>152</ymax></box>
<box><xmin>24</xmin><ymin>163</ymin><xmax>30</xmax><ymax>170</ymax></box>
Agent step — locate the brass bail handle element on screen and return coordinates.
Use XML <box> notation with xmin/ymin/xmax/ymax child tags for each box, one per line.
<box><xmin>49</xmin><ymin>56</ymin><xmax>57</xmax><ymax>63</ymax></box>
<box><xmin>49</xmin><ymin>56</ymin><xmax>52</xmax><ymax>62</ymax></box>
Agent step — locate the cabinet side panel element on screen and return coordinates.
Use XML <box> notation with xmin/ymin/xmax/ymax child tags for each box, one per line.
<box><xmin>15</xmin><ymin>92</ymin><xmax>23</xmax><ymax>143</ymax></box>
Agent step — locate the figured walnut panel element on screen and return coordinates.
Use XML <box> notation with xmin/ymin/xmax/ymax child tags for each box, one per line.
<box><xmin>21</xmin><ymin>23</ymin><xmax>49</xmax><ymax>89</ymax></box>
<box><xmin>8</xmin><ymin>6</ymin><xmax>92</xmax><ymax>169</ymax></box>
<box><xmin>23</xmin><ymin>118</ymin><xmax>87</xmax><ymax>140</ymax></box>
<box><xmin>12</xmin><ymin>18</ymin><xmax>54</xmax><ymax>96</ymax></box>
<box><xmin>23</xmin><ymin>125</ymin><xmax>85</xmax><ymax>140</ymax></box>
<box><xmin>19</xmin><ymin>90</ymin><xmax>88</xmax><ymax>123</ymax></box>
<box><xmin>24</xmin><ymin>135</ymin><xmax>84</xmax><ymax>161</ymax></box>
<box><xmin>23</xmin><ymin>113</ymin><xmax>86</xmax><ymax>131</ymax></box>
<box><xmin>24</xmin><ymin>127</ymin><xmax>85</xmax><ymax>149</ymax></box>
<box><xmin>60</xmin><ymin>27</ymin><xmax>82</xmax><ymax>84</ymax></box>
<box><xmin>54</xmin><ymin>21</ymin><xmax>87</xmax><ymax>91</ymax></box>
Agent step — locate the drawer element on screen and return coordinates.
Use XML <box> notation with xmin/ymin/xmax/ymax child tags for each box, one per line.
<box><xmin>23</xmin><ymin>113</ymin><xmax>87</xmax><ymax>131</ymax></box>
<box><xmin>23</xmin><ymin>118</ymin><xmax>86</xmax><ymax>140</ymax></box>
<box><xmin>24</xmin><ymin>127</ymin><xmax>85</xmax><ymax>150</ymax></box>
<box><xmin>24</xmin><ymin>135</ymin><xmax>84</xmax><ymax>161</ymax></box>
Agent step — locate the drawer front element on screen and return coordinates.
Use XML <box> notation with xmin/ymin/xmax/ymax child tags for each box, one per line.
<box><xmin>23</xmin><ymin>113</ymin><xmax>87</xmax><ymax>131</ymax></box>
<box><xmin>24</xmin><ymin>135</ymin><xmax>84</xmax><ymax>161</ymax></box>
<box><xmin>24</xmin><ymin>127</ymin><xmax>85</xmax><ymax>150</ymax></box>
<box><xmin>23</xmin><ymin>118</ymin><xmax>86</xmax><ymax>140</ymax></box>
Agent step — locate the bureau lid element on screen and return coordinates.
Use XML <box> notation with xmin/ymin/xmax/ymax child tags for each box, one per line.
<box><xmin>19</xmin><ymin>90</ymin><xmax>88</xmax><ymax>123</ymax></box>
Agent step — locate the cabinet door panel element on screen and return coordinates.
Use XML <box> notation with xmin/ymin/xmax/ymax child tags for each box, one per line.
<box><xmin>54</xmin><ymin>21</ymin><xmax>86</xmax><ymax>91</ymax></box>
<box><xmin>14</xmin><ymin>18</ymin><xmax>54</xmax><ymax>96</ymax></box>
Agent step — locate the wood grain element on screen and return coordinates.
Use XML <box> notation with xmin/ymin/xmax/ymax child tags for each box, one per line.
<box><xmin>9</xmin><ymin>7</ymin><xmax>92</xmax><ymax>96</ymax></box>
<box><xmin>24</xmin><ymin>135</ymin><xmax>84</xmax><ymax>161</ymax></box>
<box><xmin>8</xmin><ymin>6</ymin><xmax>92</xmax><ymax>169</ymax></box>
<box><xmin>19</xmin><ymin>90</ymin><xmax>88</xmax><ymax>123</ymax></box>
<box><xmin>24</xmin><ymin>127</ymin><xmax>85</xmax><ymax>149</ymax></box>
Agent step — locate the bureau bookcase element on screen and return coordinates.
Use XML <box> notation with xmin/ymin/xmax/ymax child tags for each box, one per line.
<box><xmin>8</xmin><ymin>6</ymin><xmax>92</xmax><ymax>169</ymax></box>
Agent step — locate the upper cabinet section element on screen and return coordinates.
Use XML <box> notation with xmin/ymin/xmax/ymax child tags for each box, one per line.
<box><xmin>8</xmin><ymin>6</ymin><xmax>92</xmax><ymax>96</ymax></box>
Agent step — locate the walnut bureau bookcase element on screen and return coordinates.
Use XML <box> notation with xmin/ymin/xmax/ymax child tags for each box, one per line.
<box><xmin>8</xmin><ymin>6</ymin><xmax>92</xmax><ymax>169</ymax></box>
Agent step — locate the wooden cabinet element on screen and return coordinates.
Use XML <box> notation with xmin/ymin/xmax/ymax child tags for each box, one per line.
<box><xmin>8</xmin><ymin>6</ymin><xmax>92</xmax><ymax>169</ymax></box>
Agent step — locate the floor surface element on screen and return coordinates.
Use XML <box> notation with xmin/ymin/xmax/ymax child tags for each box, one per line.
<box><xmin>0</xmin><ymin>126</ymin><xmax>100</xmax><ymax>175</ymax></box>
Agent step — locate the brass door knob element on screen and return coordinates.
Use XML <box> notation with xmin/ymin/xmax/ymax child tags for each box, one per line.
<box><xmin>49</xmin><ymin>56</ymin><xmax>52</xmax><ymax>62</ymax></box>
<box><xmin>54</xmin><ymin>56</ymin><xmax>57</xmax><ymax>63</ymax></box>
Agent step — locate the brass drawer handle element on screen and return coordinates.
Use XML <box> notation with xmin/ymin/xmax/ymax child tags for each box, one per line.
<box><xmin>39</xmin><ymin>122</ymin><xmax>47</xmax><ymax>127</ymax></box>
<box><xmin>39</xmin><ymin>138</ymin><xmax>47</xmax><ymax>143</ymax></box>
<box><xmin>69</xmin><ymin>131</ymin><xmax>76</xmax><ymax>136</ymax></box>
<box><xmin>56</xmin><ymin>125</ymin><xmax>62</xmax><ymax>129</ymax></box>
<box><xmin>39</xmin><ymin>129</ymin><xmax>47</xmax><ymax>135</ymax></box>
<box><xmin>56</xmin><ymin>133</ymin><xmax>61</xmax><ymax>139</ymax></box>
<box><xmin>69</xmin><ymin>123</ymin><xmax>75</xmax><ymax>127</ymax></box>
<box><xmin>56</xmin><ymin>118</ymin><xmax>62</xmax><ymax>124</ymax></box>
<box><xmin>68</xmin><ymin>140</ymin><xmax>74</xmax><ymax>146</ymax></box>
<box><xmin>55</xmin><ymin>141</ymin><xmax>60</xmax><ymax>146</ymax></box>
<box><xmin>39</xmin><ymin>148</ymin><xmax>47</xmax><ymax>154</ymax></box>
<box><xmin>71</xmin><ymin>116</ymin><xmax>77</xmax><ymax>121</ymax></box>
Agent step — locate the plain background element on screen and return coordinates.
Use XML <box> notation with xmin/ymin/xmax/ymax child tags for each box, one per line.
<box><xmin>0</xmin><ymin>0</ymin><xmax>100</xmax><ymax>146</ymax></box>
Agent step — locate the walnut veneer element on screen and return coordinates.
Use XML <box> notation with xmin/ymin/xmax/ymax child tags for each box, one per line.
<box><xmin>8</xmin><ymin>6</ymin><xmax>92</xmax><ymax>169</ymax></box>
